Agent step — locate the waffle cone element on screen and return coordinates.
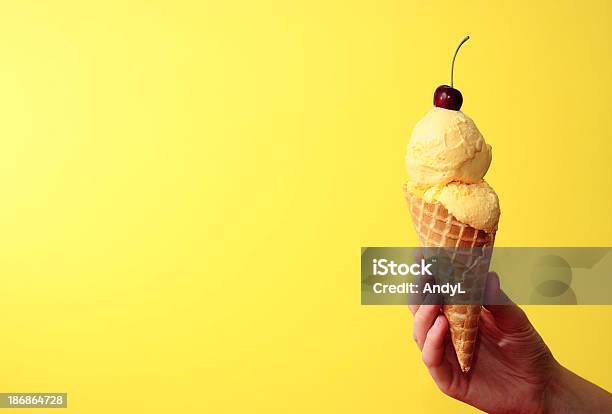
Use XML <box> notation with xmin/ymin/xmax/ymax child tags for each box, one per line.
<box><xmin>404</xmin><ymin>186</ymin><xmax>497</xmax><ymax>373</ymax></box>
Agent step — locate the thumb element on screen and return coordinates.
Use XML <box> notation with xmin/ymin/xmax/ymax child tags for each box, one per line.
<box><xmin>483</xmin><ymin>272</ymin><xmax>531</xmax><ymax>332</ymax></box>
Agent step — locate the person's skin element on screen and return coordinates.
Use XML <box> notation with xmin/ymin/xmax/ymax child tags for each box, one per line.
<box><xmin>409</xmin><ymin>272</ymin><xmax>612</xmax><ymax>414</ymax></box>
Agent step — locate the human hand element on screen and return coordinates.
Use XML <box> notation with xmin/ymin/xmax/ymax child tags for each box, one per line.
<box><xmin>409</xmin><ymin>272</ymin><xmax>556</xmax><ymax>414</ymax></box>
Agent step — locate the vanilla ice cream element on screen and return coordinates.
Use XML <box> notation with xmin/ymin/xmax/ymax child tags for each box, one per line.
<box><xmin>405</xmin><ymin>107</ymin><xmax>499</xmax><ymax>232</ymax></box>
<box><xmin>406</xmin><ymin>107</ymin><xmax>492</xmax><ymax>186</ymax></box>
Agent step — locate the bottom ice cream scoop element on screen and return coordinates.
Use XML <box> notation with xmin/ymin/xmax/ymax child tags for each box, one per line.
<box><xmin>406</xmin><ymin>181</ymin><xmax>500</xmax><ymax>233</ymax></box>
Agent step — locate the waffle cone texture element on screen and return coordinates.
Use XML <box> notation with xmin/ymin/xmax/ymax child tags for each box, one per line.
<box><xmin>404</xmin><ymin>186</ymin><xmax>497</xmax><ymax>373</ymax></box>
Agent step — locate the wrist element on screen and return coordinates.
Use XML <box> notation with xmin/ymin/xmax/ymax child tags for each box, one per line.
<box><xmin>540</xmin><ymin>361</ymin><xmax>612</xmax><ymax>413</ymax></box>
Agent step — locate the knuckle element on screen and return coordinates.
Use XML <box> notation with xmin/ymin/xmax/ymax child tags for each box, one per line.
<box><xmin>421</xmin><ymin>352</ymin><xmax>432</xmax><ymax>367</ymax></box>
<box><xmin>425</xmin><ymin>326</ymin><xmax>436</xmax><ymax>343</ymax></box>
<box><xmin>436</xmin><ymin>381</ymin><xmax>453</xmax><ymax>396</ymax></box>
<box><xmin>412</xmin><ymin>314</ymin><xmax>424</xmax><ymax>333</ymax></box>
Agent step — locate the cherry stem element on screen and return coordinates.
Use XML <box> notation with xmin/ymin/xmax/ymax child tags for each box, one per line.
<box><xmin>450</xmin><ymin>35</ymin><xmax>470</xmax><ymax>88</ymax></box>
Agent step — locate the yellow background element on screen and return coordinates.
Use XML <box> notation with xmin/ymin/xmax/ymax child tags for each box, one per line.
<box><xmin>0</xmin><ymin>1</ymin><xmax>610</xmax><ymax>413</ymax></box>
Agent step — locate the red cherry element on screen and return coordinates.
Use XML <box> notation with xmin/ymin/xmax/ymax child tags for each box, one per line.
<box><xmin>434</xmin><ymin>85</ymin><xmax>463</xmax><ymax>110</ymax></box>
<box><xmin>433</xmin><ymin>36</ymin><xmax>469</xmax><ymax>111</ymax></box>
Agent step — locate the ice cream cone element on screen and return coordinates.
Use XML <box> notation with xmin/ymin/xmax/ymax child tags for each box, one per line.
<box><xmin>404</xmin><ymin>187</ymin><xmax>496</xmax><ymax>373</ymax></box>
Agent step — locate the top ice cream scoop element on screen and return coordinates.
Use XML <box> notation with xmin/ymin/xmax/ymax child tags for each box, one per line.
<box><xmin>406</xmin><ymin>107</ymin><xmax>492</xmax><ymax>187</ymax></box>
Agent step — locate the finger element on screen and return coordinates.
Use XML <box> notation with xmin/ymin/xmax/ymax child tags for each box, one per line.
<box><xmin>421</xmin><ymin>315</ymin><xmax>448</xmax><ymax>368</ymax></box>
<box><xmin>408</xmin><ymin>257</ymin><xmax>435</xmax><ymax>315</ymax></box>
<box><xmin>413</xmin><ymin>247</ymin><xmax>424</xmax><ymax>263</ymax></box>
<box><xmin>413</xmin><ymin>301</ymin><xmax>441</xmax><ymax>350</ymax></box>
<box><xmin>408</xmin><ymin>304</ymin><xmax>419</xmax><ymax>315</ymax></box>
<box><xmin>408</xmin><ymin>278</ymin><xmax>435</xmax><ymax>314</ymax></box>
<box><xmin>422</xmin><ymin>315</ymin><xmax>455</xmax><ymax>392</ymax></box>
<box><xmin>408</xmin><ymin>248</ymin><xmax>427</xmax><ymax>315</ymax></box>
<box><xmin>429</xmin><ymin>334</ymin><xmax>459</xmax><ymax>394</ymax></box>
<box><xmin>483</xmin><ymin>272</ymin><xmax>530</xmax><ymax>332</ymax></box>
<box><xmin>422</xmin><ymin>290</ymin><xmax>442</xmax><ymax>305</ymax></box>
